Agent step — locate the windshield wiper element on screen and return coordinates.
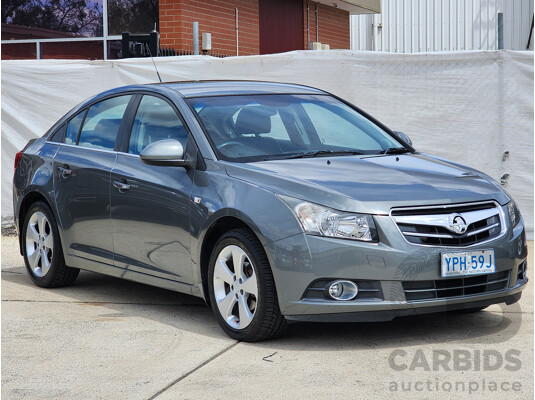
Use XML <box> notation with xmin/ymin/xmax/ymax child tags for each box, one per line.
<box><xmin>378</xmin><ymin>147</ymin><xmax>412</xmax><ymax>155</ymax></box>
<box><xmin>285</xmin><ymin>150</ymin><xmax>365</xmax><ymax>159</ymax></box>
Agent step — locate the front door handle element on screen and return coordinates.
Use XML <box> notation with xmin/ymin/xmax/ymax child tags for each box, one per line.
<box><xmin>113</xmin><ymin>179</ymin><xmax>131</xmax><ymax>191</ymax></box>
<box><xmin>57</xmin><ymin>164</ymin><xmax>72</xmax><ymax>177</ymax></box>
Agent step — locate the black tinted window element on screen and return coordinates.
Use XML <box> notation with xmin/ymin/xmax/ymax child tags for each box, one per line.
<box><xmin>78</xmin><ymin>96</ymin><xmax>132</xmax><ymax>150</ymax></box>
<box><xmin>128</xmin><ymin>95</ymin><xmax>188</xmax><ymax>155</ymax></box>
<box><xmin>65</xmin><ymin>112</ymin><xmax>85</xmax><ymax>145</ymax></box>
<box><xmin>49</xmin><ymin>124</ymin><xmax>66</xmax><ymax>143</ymax></box>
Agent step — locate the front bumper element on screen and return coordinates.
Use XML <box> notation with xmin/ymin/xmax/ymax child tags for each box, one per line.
<box><xmin>265</xmin><ymin>209</ymin><xmax>528</xmax><ymax>320</ymax></box>
<box><xmin>286</xmin><ymin>286</ymin><xmax>525</xmax><ymax>322</ymax></box>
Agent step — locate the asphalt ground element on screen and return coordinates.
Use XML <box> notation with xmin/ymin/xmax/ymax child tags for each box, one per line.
<box><xmin>2</xmin><ymin>236</ymin><xmax>533</xmax><ymax>399</ymax></box>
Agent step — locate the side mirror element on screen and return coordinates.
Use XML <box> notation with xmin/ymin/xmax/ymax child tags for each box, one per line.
<box><xmin>393</xmin><ymin>131</ymin><xmax>413</xmax><ymax>146</ymax></box>
<box><xmin>140</xmin><ymin>139</ymin><xmax>191</xmax><ymax>167</ymax></box>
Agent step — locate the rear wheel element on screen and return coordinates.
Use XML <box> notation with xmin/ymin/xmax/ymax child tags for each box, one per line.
<box><xmin>22</xmin><ymin>201</ymin><xmax>79</xmax><ymax>288</ymax></box>
<box><xmin>208</xmin><ymin>229</ymin><xmax>286</xmax><ymax>342</ymax></box>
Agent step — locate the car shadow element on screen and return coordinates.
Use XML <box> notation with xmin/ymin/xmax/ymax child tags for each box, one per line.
<box><xmin>1</xmin><ymin>265</ymin><xmax>524</xmax><ymax>349</ymax></box>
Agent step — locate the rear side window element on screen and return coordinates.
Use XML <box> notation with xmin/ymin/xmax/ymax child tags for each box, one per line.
<box><xmin>78</xmin><ymin>95</ymin><xmax>132</xmax><ymax>150</ymax></box>
<box><xmin>128</xmin><ymin>95</ymin><xmax>188</xmax><ymax>155</ymax></box>
<box><xmin>49</xmin><ymin>124</ymin><xmax>66</xmax><ymax>143</ymax></box>
<box><xmin>65</xmin><ymin>112</ymin><xmax>85</xmax><ymax>145</ymax></box>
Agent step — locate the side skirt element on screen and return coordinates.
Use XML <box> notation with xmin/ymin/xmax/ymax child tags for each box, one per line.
<box><xmin>67</xmin><ymin>254</ymin><xmax>200</xmax><ymax>297</ymax></box>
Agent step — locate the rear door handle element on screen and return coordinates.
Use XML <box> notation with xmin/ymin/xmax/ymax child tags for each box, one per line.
<box><xmin>57</xmin><ymin>164</ymin><xmax>72</xmax><ymax>177</ymax></box>
<box><xmin>113</xmin><ymin>180</ymin><xmax>131</xmax><ymax>191</ymax></box>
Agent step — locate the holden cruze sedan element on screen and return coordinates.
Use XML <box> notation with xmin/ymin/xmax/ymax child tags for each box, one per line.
<box><xmin>13</xmin><ymin>81</ymin><xmax>528</xmax><ymax>341</ymax></box>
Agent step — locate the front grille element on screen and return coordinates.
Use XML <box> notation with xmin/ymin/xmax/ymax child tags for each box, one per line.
<box><xmin>391</xmin><ymin>202</ymin><xmax>504</xmax><ymax>247</ymax></box>
<box><xmin>403</xmin><ymin>270</ymin><xmax>510</xmax><ymax>302</ymax></box>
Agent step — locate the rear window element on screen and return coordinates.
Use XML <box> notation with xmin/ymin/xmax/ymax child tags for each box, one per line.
<box><xmin>77</xmin><ymin>96</ymin><xmax>132</xmax><ymax>150</ymax></box>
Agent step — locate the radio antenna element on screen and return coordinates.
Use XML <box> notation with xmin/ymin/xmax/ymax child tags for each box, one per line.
<box><xmin>146</xmin><ymin>43</ymin><xmax>162</xmax><ymax>83</ymax></box>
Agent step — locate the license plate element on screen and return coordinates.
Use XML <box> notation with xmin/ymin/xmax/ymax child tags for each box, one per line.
<box><xmin>441</xmin><ymin>249</ymin><xmax>495</xmax><ymax>278</ymax></box>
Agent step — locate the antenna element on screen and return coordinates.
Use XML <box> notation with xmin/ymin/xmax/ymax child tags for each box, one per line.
<box><xmin>146</xmin><ymin>34</ymin><xmax>162</xmax><ymax>83</ymax></box>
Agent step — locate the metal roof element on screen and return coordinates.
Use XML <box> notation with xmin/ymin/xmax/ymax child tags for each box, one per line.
<box><xmin>318</xmin><ymin>0</ymin><xmax>380</xmax><ymax>15</ymax></box>
<box><xmin>351</xmin><ymin>0</ymin><xmax>533</xmax><ymax>52</ymax></box>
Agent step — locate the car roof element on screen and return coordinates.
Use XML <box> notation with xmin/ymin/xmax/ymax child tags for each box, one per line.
<box><xmin>113</xmin><ymin>80</ymin><xmax>327</xmax><ymax>98</ymax></box>
<box><xmin>49</xmin><ymin>81</ymin><xmax>329</xmax><ymax>137</ymax></box>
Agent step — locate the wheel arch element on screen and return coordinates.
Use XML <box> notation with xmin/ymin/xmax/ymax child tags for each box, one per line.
<box><xmin>197</xmin><ymin>212</ymin><xmax>267</xmax><ymax>305</ymax></box>
<box><xmin>17</xmin><ymin>190</ymin><xmax>60</xmax><ymax>255</ymax></box>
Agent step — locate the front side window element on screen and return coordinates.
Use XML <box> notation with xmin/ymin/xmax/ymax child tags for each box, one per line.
<box><xmin>128</xmin><ymin>95</ymin><xmax>188</xmax><ymax>155</ymax></box>
<box><xmin>78</xmin><ymin>96</ymin><xmax>132</xmax><ymax>150</ymax></box>
<box><xmin>188</xmin><ymin>94</ymin><xmax>405</xmax><ymax>162</ymax></box>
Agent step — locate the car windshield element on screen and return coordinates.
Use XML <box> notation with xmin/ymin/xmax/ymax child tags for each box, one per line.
<box><xmin>187</xmin><ymin>94</ymin><xmax>407</xmax><ymax>162</ymax></box>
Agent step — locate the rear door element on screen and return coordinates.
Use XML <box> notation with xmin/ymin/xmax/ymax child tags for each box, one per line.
<box><xmin>110</xmin><ymin>94</ymin><xmax>194</xmax><ymax>284</ymax></box>
<box><xmin>53</xmin><ymin>95</ymin><xmax>133</xmax><ymax>270</ymax></box>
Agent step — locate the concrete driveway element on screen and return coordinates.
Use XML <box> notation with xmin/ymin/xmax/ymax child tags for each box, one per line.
<box><xmin>2</xmin><ymin>236</ymin><xmax>533</xmax><ymax>399</ymax></box>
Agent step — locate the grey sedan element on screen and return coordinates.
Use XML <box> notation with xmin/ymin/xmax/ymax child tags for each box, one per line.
<box><xmin>13</xmin><ymin>81</ymin><xmax>528</xmax><ymax>341</ymax></box>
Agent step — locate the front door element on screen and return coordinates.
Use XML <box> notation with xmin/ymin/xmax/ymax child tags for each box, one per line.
<box><xmin>110</xmin><ymin>94</ymin><xmax>194</xmax><ymax>283</ymax></box>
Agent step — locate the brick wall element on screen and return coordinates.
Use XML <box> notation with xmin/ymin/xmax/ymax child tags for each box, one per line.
<box><xmin>159</xmin><ymin>0</ymin><xmax>259</xmax><ymax>56</ymax></box>
<box><xmin>2</xmin><ymin>0</ymin><xmax>351</xmax><ymax>60</ymax></box>
<box><xmin>1</xmin><ymin>41</ymin><xmax>104</xmax><ymax>60</ymax></box>
<box><xmin>303</xmin><ymin>3</ymin><xmax>350</xmax><ymax>50</ymax></box>
<box><xmin>160</xmin><ymin>0</ymin><xmax>349</xmax><ymax>56</ymax></box>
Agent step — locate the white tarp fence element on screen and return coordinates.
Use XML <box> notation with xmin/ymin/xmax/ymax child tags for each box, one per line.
<box><xmin>2</xmin><ymin>50</ymin><xmax>533</xmax><ymax>237</ymax></box>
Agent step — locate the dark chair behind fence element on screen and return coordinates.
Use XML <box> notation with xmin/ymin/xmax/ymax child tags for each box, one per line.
<box><xmin>122</xmin><ymin>31</ymin><xmax>159</xmax><ymax>58</ymax></box>
<box><xmin>121</xmin><ymin>31</ymin><xmax>232</xmax><ymax>59</ymax></box>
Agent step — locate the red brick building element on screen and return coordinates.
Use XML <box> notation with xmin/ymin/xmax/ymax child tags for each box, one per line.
<box><xmin>1</xmin><ymin>0</ymin><xmax>380</xmax><ymax>59</ymax></box>
<box><xmin>159</xmin><ymin>0</ymin><xmax>356</xmax><ymax>55</ymax></box>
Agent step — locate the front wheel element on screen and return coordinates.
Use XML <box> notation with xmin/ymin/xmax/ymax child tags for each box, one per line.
<box><xmin>22</xmin><ymin>201</ymin><xmax>79</xmax><ymax>288</ymax></box>
<box><xmin>208</xmin><ymin>229</ymin><xmax>286</xmax><ymax>342</ymax></box>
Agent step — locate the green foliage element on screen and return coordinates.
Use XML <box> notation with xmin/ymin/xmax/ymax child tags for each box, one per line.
<box><xmin>107</xmin><ymin>0</ymin><xmax>158</xmax><ymax>35</ymax></box>
<box><xmin>2</xmin><ymin>0</ymin><xmax>103</xmax><ymax>36</ymax></box>
<box><xmin>2</xmin><ymin>0</ymin><xmax>158</xmax><ymax>37</ymax></box>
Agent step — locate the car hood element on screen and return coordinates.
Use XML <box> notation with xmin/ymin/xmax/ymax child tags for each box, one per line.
<box><xmin>224</xmin><ymin>153</ymin><xmax>508</xmax><ymax>214</ymax></box>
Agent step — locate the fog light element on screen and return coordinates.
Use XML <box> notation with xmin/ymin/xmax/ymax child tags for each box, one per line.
<box><xmin>327</xmin><ymin>280</ymin><xmax>358</xmax><ymax>301</ymax></box>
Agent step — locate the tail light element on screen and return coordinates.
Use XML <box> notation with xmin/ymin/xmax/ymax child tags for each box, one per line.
<box><xmin>14</xmin><ymin>151</ymin><xmax>23</xmax><ymax>169</ymax></box>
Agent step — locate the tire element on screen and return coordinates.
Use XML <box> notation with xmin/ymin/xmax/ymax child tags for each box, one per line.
<box><xmin>208</xmin><ymin>229</ymin><xmax>287</xmax><ymax>342</ymax></box>
<box><xmin>21</xmin><ymin>201</ymin><xmax>79</xmax><ymax>288</ymax></box>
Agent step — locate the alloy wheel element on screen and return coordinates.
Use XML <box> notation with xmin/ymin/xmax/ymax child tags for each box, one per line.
<box><xmin>213</xmin><ymin>245</ymin><xmax>258</xmax><ymax>329</ymax></box>
<box><xmin>25</xmin><ymin>211</ymin><xmax>53</xmax><ymax>277</ymax></box>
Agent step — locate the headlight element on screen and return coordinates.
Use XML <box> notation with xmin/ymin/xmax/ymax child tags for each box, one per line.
<box><xmin>280</xmin><ymin>197</ymin><xmax>378</xmax><ymax>242</ymax></box>
<box><xmin>507</xmin><ymin>200</ymin><xmax>521</xmax><ymax>228</ymax></box>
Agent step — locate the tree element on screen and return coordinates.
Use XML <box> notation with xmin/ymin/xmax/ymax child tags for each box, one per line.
<box><xmin>2</xmin><ymin>0</ymin><xmax>103</xmax><ymax>36</ymax></box>
<box><xmin>107</xmin><ymin>0</ymin><xmax>158</xmax><ymax>35</ymax></box>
